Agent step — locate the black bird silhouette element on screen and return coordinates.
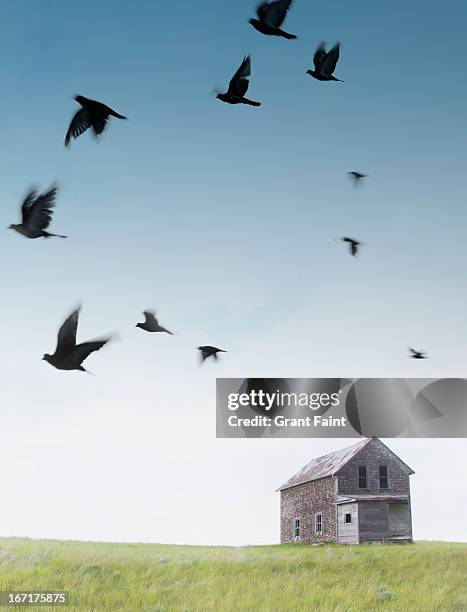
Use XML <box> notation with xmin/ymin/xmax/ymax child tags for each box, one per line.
<box><xmin>8</xmin><ymin>185</ymin><xmax>67</xmax><ymax>239</ymax></box>
<box><xmin>307</xmin><ymin>42</ymin><xmax>342</xmax><ymax>81</ymax></box>
<box><xmin>65</xmin><ymin>95</ymin><xmax>127</xmax><ymax>146</ymax></box>
<box><xmin>339</xmin><ymin>236</ymin><xmax>365</xmax><ymax>257</ymax></box>
<box><xmin>409</xmin><ymin>347</ymin><xmax>428</xmax><ymax>360</ymax></box>
<box><xmin>348</xmin><ymin>171</ymin><xmax>368</xmax><ymax>185</ymax></box>
<box><xmin>136</xmin><ymin>310</ymin><xmax>173</xmax><ymax>335</ymax></box>
<box><xmin>198</xmin><ymin>346</ymin><xmax>226</xmax><ymax>363</ymax></box>
<box><xmin>249</xmin><ymin>0</ymin><xmax>297</xmax><ymax>39</ymax></box>
<box><xmin>43</xmin><ymin>306</ymin><xmax>111</xmax><ymax>372</ymax></box>
<box><xmin>216</xmin><ymin>56</ymin><xmax>261</xmax><ymax>106</ymax></box>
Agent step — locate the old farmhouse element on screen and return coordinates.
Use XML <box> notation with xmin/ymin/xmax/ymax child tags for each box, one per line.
<box><xmin>277</xmin><ymin>437</ymin><xmax>414</xmax><ymax>544</ymax></box>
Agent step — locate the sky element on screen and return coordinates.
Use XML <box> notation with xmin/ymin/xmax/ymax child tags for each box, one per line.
<box><xmin>0</xmin><ymin>0</ymin><xmax>466</xmax><ymax>545</ymax></box>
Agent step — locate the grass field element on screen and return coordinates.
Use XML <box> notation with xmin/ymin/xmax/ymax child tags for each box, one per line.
<box><xmin>0</xmin><ymin>539</ymin><xmax>465</xmax><ymax>611</ymax></box>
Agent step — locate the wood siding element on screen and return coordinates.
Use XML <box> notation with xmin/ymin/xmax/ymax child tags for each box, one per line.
<box><xmin>337</xmin><ymin>503</ymin><xmax>359</xmax><ymax>544</ymax></box>
<box><xmin>337</xmin><ymin>438</ymin><xmax>411</xmax><ymax>497</ymax></box>
<box><xmin>388</xmin><ymin>502</ymin><xmax>411</xmax><ymax>539</ymax></box>
<box><xmin>358</xmin><ymin>501</ymin><xmax>388</xmax><ymax>542</ymax></box>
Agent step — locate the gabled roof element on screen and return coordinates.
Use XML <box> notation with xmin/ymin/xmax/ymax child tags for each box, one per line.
<box><xmin>277</xmin><ymin>438</ymin><xmax>371</xmax><ymax>491</ymax></box>
<box><xmin>277</xmin><ymin>437</ymin><xmax>414</xmax><ymax>492</ymax></box>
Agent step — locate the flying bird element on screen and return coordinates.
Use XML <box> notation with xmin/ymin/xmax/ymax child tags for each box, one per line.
<box><xmin>348</xmin><ymin>171</ymin><xmax>368</xmax><ymax>185</ymax></box>
<box><xmin>198</xmin><ymin>346</ymin><xmax>226</xmax><ymax>363</ymax></box>
<box><xmin>65</xmin><ymin>95</ymin><xmax>127</xmax><ymax>146</ymax></box>
<box><xmin>249</xmin><ymin>0</ymin><xmax>297</xmax><ymax>39</ymax></box>
<box><xmin>8</xmin><ymin>185</ymin><xmax>67</xmax><ymax>239</ymax></box>
<box><xmin>338</xmin><ymin>236</ymin><xmax>365</xmax><ymax>257</ymax></box>
<box><xmin>409</xmin><ymin>348</ymin><xmax>428</xmax><ymax>360</ymax></box>
<box><xmin>216</xmin><ymin>56</ymin><xmax>261</xmax><ymax>106</ymax></box>
<box><xmin>136</xmin><ymin>310</ymin><xmax>173</xmax><ymax>335</ymax></box>
<box><xmin>43</xmin><ymin>306</ymin><xmax>112</xmax><ymax>372</ymax></box>
<box><xmin>307</xmin><ymin>42</ymin><xmax>343</xmax><ymax>81</ymax></box>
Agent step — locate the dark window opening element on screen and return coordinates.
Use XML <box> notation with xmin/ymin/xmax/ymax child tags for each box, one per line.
<box><xmin>315</xmin><ymin>513</ymin><xmax>323</xmax><ymax>534</ymax></box>
<box><xmin>293</xmin><ymin>518</ymin><xmax>300</xmax><ymax>538</ymax></box>
<box><xmin>345</xmin><ymin>513</ymin><xmax>352</xmax><ymax>524</ymax></box>
<box><xmin>379</xmin><ymin>465</ymin><xmax>388</xmax><ymax>489</ymax></box>
<box><xmin>359</xmin><ymin>465</ymin><xmax>368</xmax><ymax>488</ymax></box>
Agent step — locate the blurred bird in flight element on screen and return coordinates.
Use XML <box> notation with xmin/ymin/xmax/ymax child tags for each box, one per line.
<box><xmin>249</xmin><ymin>0</ymin><xmax>297</xmax><ymax>40</ymax></box>
<box><xmin>43</xmin><ymin>306</ymin><xmax>112</xmax><ymax>373</ymax></box>
<box><xmin>338</xmin><ymin>236</ymin><xmax>365</xmax><ymax>257</ymax></box>
<box><xmin>8</xmin><ymin>185</ymin><xmax>67</xmax><ymax>239</ymax></box>
<box><xmin>65</xmin><ymin>95</ymin><xmax>127</xmax><ymax>146</ymax></box>
<box><xmin>216</xmin><ymin>56</ymin><xmax>261</xmax><ymax>106</ymax></box>
<box><xmin>307</xmin><ymin>42</ymin><xmax>343</xmax><ymax>81</ymax></box>
<box><xmin>136</xmin><ymin>310</ymin><xmax>173</xmax><ymax>335</ymax></box>
<box><xmin>198</xmin><ymin>346</ymin><xmax>226</xmax><ymax>363</ymax></box>
<box><xmin>409</xmin><ymin>347</ymin><xmax>428</xmax><ymax>359</ymax></box>
<box><xmin>348</xmin><ymin>171</ymin><xmax>368</xmax><ymax>185</ymax></box>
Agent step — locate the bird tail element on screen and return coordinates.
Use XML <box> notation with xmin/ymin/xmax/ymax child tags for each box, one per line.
<box><xmin>109</xmin><ymin>111</ymin><xmax>127</xmax><ymax>119</ymax></box>
<box><xmin>43</xmin><ymin>232</ymin><xmax>68</xmax><ymax>239</ymax></box>
<box><xmin>81</xmin><ymin>367</ymin><xmax>96</xmax><ymax>376</ymax></box>
<box><xmin>244</xmin><ymin>99</ymin><xmax>261</xmax><ymax>107</ymax></box>
<box><xmin>160</xmin><ymin>327</ymin><xmax>174</xmax><ymax>335</ymax></box>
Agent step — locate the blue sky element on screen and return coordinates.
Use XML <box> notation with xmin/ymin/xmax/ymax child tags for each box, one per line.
<box><xmin>0</xmin><ymin>0</ymin><xmax>466</xmax><ymax>544</ymax></box>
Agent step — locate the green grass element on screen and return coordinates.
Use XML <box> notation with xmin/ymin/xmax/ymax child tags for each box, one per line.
<box><xmin>0</xmin><ymin>539</ymin><xmax>465</xmax><ymax>611</ymax></box>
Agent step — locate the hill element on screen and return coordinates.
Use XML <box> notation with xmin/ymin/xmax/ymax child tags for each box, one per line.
<box><xmin>0</xmin><ymin>538</ymin><xmax>465</xmax><ymax>611</ymax></box>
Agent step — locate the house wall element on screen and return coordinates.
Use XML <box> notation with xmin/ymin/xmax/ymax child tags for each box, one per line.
<box><xmin>336</xmin><ymin>502</ymin><xmax>359</xmax><ymax>544</ymax></box>
<box><xmin>358</xmin><ymin>501</ymin><xmax>389</xmax><ymax>542</ymax></box>
<box><xmin>280</xmin><ymin>477</ymin><xmax>336</xmax><ymax>544</ymax></box>
<box><xmin>388</xmin><ymin>502</ymin><xmax>412</xmax><ymax>539</ymax></box>
<box><xmin>337</xmin><ymin>439</ymin><xmax>411</xmax><ymax>497</ymax></box>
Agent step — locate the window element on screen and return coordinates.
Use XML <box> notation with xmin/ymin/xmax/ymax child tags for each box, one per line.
<box><xmin>293</xmin><ymin>518</ymin><xmax>300</xmax><ymax>538</ymax></box>
<box><xmin>359</xmin><ymin>465</ymin><xmax>368</xmax><ymax>488</ymax></box>
<box><xmin>379</xmin><ymin>465</ymin><xmax>389</xmax><ymax>489</ymax></box>
<box><xmin>315</xmin><ymin>513</ymin><xmax>323</xmax><ymax>534</ymax></box>
<box><xmin>345</xmin><ymin>513</ymin><xmax>352</xmax><ymax>524</ymax></box>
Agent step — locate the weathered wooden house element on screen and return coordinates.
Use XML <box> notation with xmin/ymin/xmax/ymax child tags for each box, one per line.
<box><xmin>277</xmin><ymin>437</ymin><xmax>414</xmax><ymax>544</ymax></box>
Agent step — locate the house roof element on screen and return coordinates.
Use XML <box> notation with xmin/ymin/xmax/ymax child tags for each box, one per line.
<box><xmin>277</xmin><ymin>437</ymin><xmax>414</xmax><ymax>492</ymax></box>
<box><xmin>277</xmin><ymin>438</ymin><xmax>371</xmax><ymax>491</ymax></box>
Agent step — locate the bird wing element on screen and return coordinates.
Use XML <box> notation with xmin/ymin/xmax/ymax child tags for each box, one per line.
<box><xmin>351</xmin><ymin>243</ymin><xmax>357</xmax><ymax>256</ymax></box>
<box><xmin>227</xmin><ymin>56</ymin><xmax>251</xmax><ymax>97</ymax></box>
<box><xmin>65</xmin><ymin>108</ymin><xmax>91</xmax><ymax>146</ymax></box>
<box><xmin>20</xmin><ymin>190</ymin><xmax>38</xmax><ymax>224</ymax></box>
<box><xmin>257</xmin><ymin>2</ymin><xmax>270</xmax><ymax>21</ymax></box>
<box><xmin>313</xmin><ymin>43</ymin><xmax>326</xmax><ymax>71</ymax></box>
<box><xmin>55</xmin><ymin>307</ymin><xmax>81</xmax><ymax>354</ymax></box>
<box><xmin>22</xmin><ymin>186</ymin><xmax>58</xmax><ymax>231</ymax></box>
<box><xmin>257</xmin><ymin>0</ymin><xmax>292</xmax><ymax>27</ymax></box>
<box><xmin>143</xmin><ymin>310</ymin><xmax>158</xmax><ymax>326</ymax></box>
<box><xmin>321</xmin><ymin>43</ymin><xmax>340</xmax><ymax>76</ymax></box>
<box><xmin>91</xmin><ymin>112</ymin><xmax>109</xmax><ymax>136</ymax></box>
<box><xmin>72</xmin><ymin>339</ymin><xmax>110</xmax><ymax>364</ymax></box>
